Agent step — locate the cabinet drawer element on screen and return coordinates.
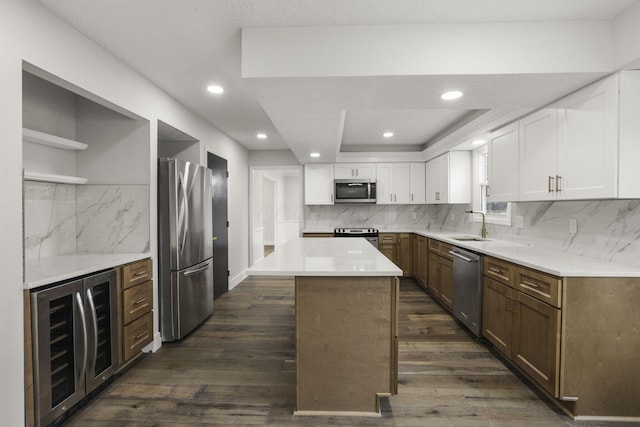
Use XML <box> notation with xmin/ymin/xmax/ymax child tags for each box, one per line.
<box><xmin>123</xmin><ymin>280</ymin><xmax>153</xmax><ymax>325</ymax></box>
<box><xmin>122</xmin><ymin>258</ymin><xmax>152</xmax><ymax>289</ymax></box>
<box><xmin>122</xmin><ymin>311</ymin><xmax>153</xmax><ymax>362</ymax></box>
<box><xmin>428</xmin><ymin>238</ymin><xmax>453</xmax><ymax>259</ymax></box>
<box><xmin>379</xmin><ymin>233</ymin><xmax>397</xmax><ymax>244</ymax></box>
<box><xmin>428</xmin><ymin>238</ymin><xmax>440</xmax><ymax>253</ymax></box>
<box><xmin>484</xmin><ymin>257</ymin><xmax>516</xmax><ymax>287</ymax></box>
<box><xmin>439</xmin><ymin>242</ymin><xmax>453</xmax><ymax>261</ymax></box>
<box><xmin>516</xmin><ymin>267</ymin><xmax>562</xmax><ymax>308</ymax></box>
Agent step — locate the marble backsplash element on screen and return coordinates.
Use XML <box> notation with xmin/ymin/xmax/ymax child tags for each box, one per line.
<box><xmin>436</xmin><ymin>200</ymin><xmax>640</xmax><ymax>267</ymax></box>
<box><xmin>24</xmin><ymin>182</ymin><xmax>77</xmax><ymax>261</ymax></box>
<box><xmin>305</xmin><ymin>204</ymin><xmax>437</xmax><ymax>230</ymax></box>
<box><xmin>24</xmin><ymin>182</ymin><xmax>149</xmax><ymax>261</ymax></box>
<box><xmin>305</xmin><ymin>199</ymin><xmax>640</xmax><ymax>267</ymax></box>
<box><xmin>76</xmin><ymin>185</ymin><xmax>150</xmax><ymax>253</ymax></box>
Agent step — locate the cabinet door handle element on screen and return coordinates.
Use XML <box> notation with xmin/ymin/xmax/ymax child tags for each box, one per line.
<box><xmin>556</xmin><ymin>175</ymin><xmax>562</xmax><ymax>192</ymax></box>
<box><xmin>435</xmin><ymin>191</ymin><xmax>440</xmax><ymax>201</ymax></box>
<box><xmin>135</xmin><ymin>331</ymin><xmax>149</xmax><ymax>340</ymax></box>
<box><xmin>355</xmin><ymin>169</ymin><xmax>358</xmax><ymax>177</ymax></box>
<box><xmin>548</xmin><ymin>176</ymin><xmax>555</xmax><ymax>192</ymax></box>
<box><xmin>390</xmin><ymin>194</ymin><xmax>393</xmax><ymax>202</ymax></box>
<box><xmin>134</xmin><ymin>297</ymin><xmax>148</xmax><ymax>305</ymax></box>
<box><xmin>411</xmin><ymin>193</ymin><xmax>414</xmax><ymax>202</ymax></box>
<box><xmin>486</xmin><ymin>185</ymin><xmax>490</xmax><ymax>197</ymax></box>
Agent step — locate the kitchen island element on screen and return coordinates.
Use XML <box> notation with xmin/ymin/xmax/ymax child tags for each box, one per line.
<box><xmin>249</xmin><ymin>237</ymin><xmax>402</xmax><ymax>416</ymax></box>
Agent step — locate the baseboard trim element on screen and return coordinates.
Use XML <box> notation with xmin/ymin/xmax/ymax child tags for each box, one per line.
<box><xmin>230</xmin><ymin>270</ymin><xmax>248</xmax><ymax>290</ymax></box>
<box><xmin>573</xmin><ymin>416</ymin><xmax>640</xmax><ymax>423</ymax></box>
<box><xmin>142</xmin><ymin>332</ymin><xmax>162</xmax><ymax>353</ymax></box>
<box><xmin>294</xmin><ymin>410</ymin><xmax>381</xmax><ymax>418</ymax></box>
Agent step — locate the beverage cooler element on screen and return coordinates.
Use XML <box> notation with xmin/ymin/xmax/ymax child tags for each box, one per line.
<box><xmin>31</xmin><ymin>269</ymin><xmax>118</xmax><ymax>427</ymax></box>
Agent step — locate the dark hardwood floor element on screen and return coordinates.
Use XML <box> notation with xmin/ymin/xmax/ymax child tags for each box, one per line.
<box><xmin>64</xmin><ymin>277</ymin><xmax>626</xmax><ymax>426</ymax></box>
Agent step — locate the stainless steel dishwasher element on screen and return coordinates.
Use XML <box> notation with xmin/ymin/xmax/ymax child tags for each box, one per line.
<box><xmin>450</xmin><ymin>247</ymin><xmax>483</xmax><ymax>338</ymax></box>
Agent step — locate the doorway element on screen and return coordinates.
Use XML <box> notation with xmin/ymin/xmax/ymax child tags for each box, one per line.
<box><xmin>249</xmin><ymin>166</ymin><xmax>303</xmax><ymax>266</ymax></box>
<box><xmin>207</xmin><ymin>152</ymin><xmax>229</xmax><ymax>299</ymax></box>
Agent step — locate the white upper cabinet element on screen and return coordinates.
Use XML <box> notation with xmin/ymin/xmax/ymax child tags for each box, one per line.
<box><xmin>304</xmin><ymin>164</ymin><xmax>334</xmax><ymax>205</ymax></box>
<box><xmin>556</xmin><ymin>75</ymin><xmax>618</xmax><ymax>200</ymax></box>
<box><xmin>376</xmin><ymin>163</ymin><xmax>423</xmax><ymax>204</ymax></box>
<box><xmin>513</xmin><ymin>71</ymin><xmax>640</xmax><ymax>202</ymax></box>
<box><xmin>410</xmin><ymin>163</ymin><xmax>426</xmax><ymax>204</ymax></box>
<box><xmin>518</xmin><ymin>107</ymin><xmax>558</xmax><ymax>201</ymax></box>
<box><xmin>426</xmin><ymin>152</ymin><xmax>470</xmax><ymax>204</ymax></box>
<box><xmin>488</xmin><ymin>122</ymin><xmax>519</xmax><ymax>202</ymax></box>
<box><xmin>334</xmin><ymin>163</ymin><xmax>376</xmax><ymax>179</ymax></box>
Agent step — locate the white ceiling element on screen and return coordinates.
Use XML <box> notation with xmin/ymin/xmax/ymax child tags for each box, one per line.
<box><xmin>36</xmin><ymin>0</ymin><xmax>638</xmax><ymax>162</ymax></box>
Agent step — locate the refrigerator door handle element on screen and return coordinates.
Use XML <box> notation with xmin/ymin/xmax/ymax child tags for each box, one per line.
<box><xmin>75</xmin><ymin>292</ymin><xmax>88</xmax><ymax>384</ymax></box>
<box><xmin>86</xmin><ymin>288</ymin><xmax>99</xmax><ymax>374</ymax></box>
<box><xmin>184</xmin><ymin>261</ymin><xmax>212</xmax><ymax>277</ymax></box>
<box><xmin>178</xmin><ymin>171</ymin><xmax>190</xmax><ymax>255</ymax></box>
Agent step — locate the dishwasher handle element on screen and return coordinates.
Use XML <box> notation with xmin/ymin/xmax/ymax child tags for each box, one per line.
<box><xmin>449</xmin><ymin>250</ymin><xmax>478</xmax><ymax>263</ymax></box>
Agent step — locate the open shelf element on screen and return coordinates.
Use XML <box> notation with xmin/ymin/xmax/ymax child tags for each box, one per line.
<box><xmin>24</xmin><ymin>171</ymin><xmax>88</xmax><ymax>185</ymax></box>
<box><xmin>23</xmin><ymin>128</ymin><xmax>88</xmax><ymax>151</ymax></box>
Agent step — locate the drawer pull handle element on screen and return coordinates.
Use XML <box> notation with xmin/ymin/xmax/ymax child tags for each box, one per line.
<box><xmin>134</xmin><ymin>297</ymin><xmax>148</xmax><ymax>305</ymax></box>
<box><xmin>133</xmin><ymin>271</ymin><xmax>147</xmax><ymax>277</ymax></box>
<box><xmin>135</xmin><ymin>331</ymin><xmax>149</xmax><ymax>340</ymax></box>
<box><xmin>523</xmin><ymin>280</ymin><xmax>540</xmax><ymax>288</ymax></box>
<box><xmin>489</xmin><ymin>267</ymin><xmax>503</xmax><ymax>274</ymax></box>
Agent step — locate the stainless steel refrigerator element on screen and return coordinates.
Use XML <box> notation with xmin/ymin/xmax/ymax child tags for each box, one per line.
<box><xmin>158</xmin><ymin>158</ymin><xmax>214</xmax><ymax>342</ymax></box>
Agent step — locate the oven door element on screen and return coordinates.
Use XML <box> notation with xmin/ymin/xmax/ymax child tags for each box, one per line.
<box><xmin>334</xmin><ymin>179</ymin><xmax>376</xmax><ymax>203</ymax></box>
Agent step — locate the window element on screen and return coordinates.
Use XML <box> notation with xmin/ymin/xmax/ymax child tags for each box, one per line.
<box><xmin>473</xmin><ymin>146</ymin><xmax>511</xmax><ymax>226</ymax></box>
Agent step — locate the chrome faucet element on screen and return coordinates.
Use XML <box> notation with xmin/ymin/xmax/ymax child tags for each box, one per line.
<box><xmin>465</xmin><ymin>210</ymin><xmax>487</xmax><ymax>239</ymax></box>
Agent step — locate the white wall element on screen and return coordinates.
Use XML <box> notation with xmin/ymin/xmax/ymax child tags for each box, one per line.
<box><xmin>0</xmin><ymin>2</ymin><xmax>249</xmax><ymax>425</ymax></box>
<box><xmin>248</xmin><ymin>149</ymin><xmax>300</xmax><ymax>166</ymax></box>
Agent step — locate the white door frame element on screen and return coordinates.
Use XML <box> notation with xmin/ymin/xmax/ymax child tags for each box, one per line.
<box><xmin>249</xmin><ymin>165</ymin><xmax>303</xmax><ymax>266</ymax></box>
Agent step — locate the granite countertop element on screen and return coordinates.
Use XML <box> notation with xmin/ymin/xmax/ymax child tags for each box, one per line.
<box><xmin>24</xmin><ymin>252</ymin><xmax>151</xmax><ymax>289</ymax></box>
<box><xmin>301</xmin><ymin>228</ymin><xmax>640</xmax><ymax>277</ymax></box>
<box><xmin>248</xmin><ymin>237</ymin><xmax>402</xmax><ymax>277</ymax></box>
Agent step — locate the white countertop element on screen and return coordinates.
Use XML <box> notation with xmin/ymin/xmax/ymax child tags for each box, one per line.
<box><xmin>302</xmin><ymin>228</ymin><xmax>640</xmax><ymax>277</ymax></box>
<box><xmin>25</xmin><ymin>252</ymin><xmax>151</xmax><ymax>289</ymax></box>
<box><xmin>248</xmin><ymin>237</ymin><xmax>402</xmax><ymax>277</ymax></box>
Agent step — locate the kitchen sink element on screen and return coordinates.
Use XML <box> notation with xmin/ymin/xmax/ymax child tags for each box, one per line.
<box><xmin>450</xmin><ymin>236</ymin><xmax>488</xmax><ymax>242</ymax></box>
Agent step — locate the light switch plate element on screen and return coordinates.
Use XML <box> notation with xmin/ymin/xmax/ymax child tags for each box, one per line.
<box><xmin>569</xmin><ymin>218</ymin><xmax>578</xmax><ymax>234</ymax></box>
<box><xmin>515</xmin><ymin>215</ymin><xmax>524</xmax><ymax>229</ymax></box>
<box><xmin>411</xmin><ymin>212</ymin><xmax>417</xmax><ymax>219</ymax></box>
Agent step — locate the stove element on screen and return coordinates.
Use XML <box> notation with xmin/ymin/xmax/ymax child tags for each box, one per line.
<box><xmin>334</xmin><ymin>228</ymin><xmax>379</xmax><ymax>248</ymax></box>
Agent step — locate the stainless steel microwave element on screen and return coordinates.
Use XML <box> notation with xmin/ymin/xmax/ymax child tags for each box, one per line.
<box><xmin>334</xmin><ymin>179</ymin><xmax>376</xmax><ymax>203</ymax></box>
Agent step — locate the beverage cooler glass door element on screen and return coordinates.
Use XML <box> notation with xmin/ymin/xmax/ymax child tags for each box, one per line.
<box><xmin>32</xmin><ymin>280</ymin><xmax>86</xmax><ymax>427</ymax></box>
<box><xmin>83</xmin><ymin>269</ymin><xmax>118</xmax><ymax>393</ymax></box>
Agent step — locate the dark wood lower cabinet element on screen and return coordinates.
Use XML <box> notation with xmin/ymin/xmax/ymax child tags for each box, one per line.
<box><xmin>482</xmin><ymin>277</ymin><xmax>514</xmax><ymax>355</ymax></box>
<box><xmin>512</xmin><ymin>292</ymin><xmax>560</xmax><ymax>397</ymax></box>
<box><xmin>427</xmin><ymin>253</ymin><xmax>440</xmax><ymax>296</ymax></box>
<box><xmin>439</xmin><ymin>257</ymin><xmax>453</xmax><ymax>310</ymax></box>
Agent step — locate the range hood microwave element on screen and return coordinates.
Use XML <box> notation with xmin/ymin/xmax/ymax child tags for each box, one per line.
<box><xmin>334</xmin><ymin>179</ymin><xmax>376</xmax><ymax>203</ymax></box>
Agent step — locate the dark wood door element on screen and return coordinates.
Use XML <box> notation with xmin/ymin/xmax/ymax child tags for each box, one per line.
<box><xmin>207</xmin><ymin>153</ymin><xmax>228</xmax><ymax>299</ymax></box>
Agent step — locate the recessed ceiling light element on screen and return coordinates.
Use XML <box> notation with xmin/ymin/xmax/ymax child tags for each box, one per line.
<box><xmin>471</xmin><ymin>139</ymin><xmax>487</xmax><ymax>145</ymax></box>
<box><xmin>383</xmin><ymin>131</ymin><xmax>394</xmax><ymax>138</ymax></box>
<box><xmin>207</xmin><ymin>85</ymin><xmax>224</xmax><ymax>94</ymax></box>
<box><xmin>256</xmin><ymin>133</ymin><xmax>267</xmax><ymax>139</ymax></box>
<box><xmin>441</xmin><ymin>90</ymin><xmax>463</xmax><ymax>100</ymax></box>
<box><xmin>310</xmin><ymin>152</ymin><xmax>321</xmax><ymax>158</ymax></box>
